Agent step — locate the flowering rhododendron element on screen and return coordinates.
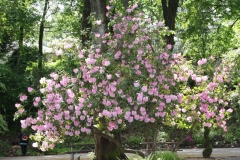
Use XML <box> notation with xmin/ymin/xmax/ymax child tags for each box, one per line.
<box><xmin>14</xmin><ymin>2</ymin><xmax>233</xmax><ymax>151</ymax></box>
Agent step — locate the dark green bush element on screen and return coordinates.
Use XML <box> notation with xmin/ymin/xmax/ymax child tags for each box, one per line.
<box><xmin>202</xmin><ymin>127</ymin><xmax>212</xmax><ymax>158</ymax></box>
<box><xmin>124</xmin><ymin>135</ymin><xmax>143</xmax><ymax>149</ymax></box>
<box><xmin>0</xmin><ymin>140</ymin><xmax>12</xmax><ymax>157</ymax></box>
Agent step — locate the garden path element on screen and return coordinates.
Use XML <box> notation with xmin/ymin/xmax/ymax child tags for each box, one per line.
<box><xmin>0</xmin><ymin>148</ymin><xmax>240</xmax><ymax>160</ymax></box>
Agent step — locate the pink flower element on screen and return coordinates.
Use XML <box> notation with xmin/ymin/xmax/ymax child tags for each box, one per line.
<box><xmin>114</xmin><ymin>51</ymin><xmax>121</xmax><ymax>59</ymax></box>
<box><xmin>85</xmin><ymin>58</ymin><xmax>96</xmax><ymax>65</ymax></box>
<box><xmin>33</xmin><ymin>101</ymin><xmax>39</xmax><ymax>106</ymax></box>
<box><xmin>167</xmin><ymin>44</ymin><xmax>172</xmax><ymax>50</ymax></box>
<box><xmin>73</xmin><ymin>68</ymin><xmax>79</xmax><ymax>73</ymax></box>
<box><xmin>195</xmin><ymin>77</ymin><xmax>201</xmax><ymax>83</ymax></box>
<box><xmin>203</xmin><ymin>123</ymin><xmax>212</xmax><ymax>127</ymax></box>
<box><xmin>164</xmin><ymin>84</ymin><xmax>169</xmax><ymax>90</ymax></box>
<box><xmin>202</xmin><ymin>76</ymin><xmax>208</xmax><ymax>81</ymax></box>
<box><xmin>197</xmin><ymin>58</ymin><xmax>207</xmax><ymax>66</ymax></box>
<box><xmin>217</xmin><ymin>75</ymin><xmax>223</xmax><ymax>83</ymax></box>
<box><xmin>19</xmin><ymin>108</ymin><xmax>25</xmax><ymax>114</ymax></box>
<box><xmin>158</xmin><ymin>22</ymin><xmax>163</xmax><ymax>27</ymax></box>
<box><xmin>106</xmin><ymin>5</ymin><xmax>111</xmax><ymax>10</ymax></box>
<box><xmin>126</xmin><ymin>8</ymin><xmax>132</xmax><ymax>13</ymax></box>
<box><xmin>138</xmin><ymin>49</ymin><xmax>143</xmax><ymax>54</ymax></box>
<box><xmin>35</xmin><ymin>97</ymin><xmax>41</xmax><ymax>102</ymax></box>
<box><xmin>137</xmin><ymin>92</ymin><xmax>143</xmax><ymax>102</ymax></box>
<box><xmin>171</xmin><ymin>110</ymin><xmax>177</xmax><ymax>116</ymax></box>
<box><xmin>89</xmin><ymin>77</ymin><xmax>96</xmax><ymax>83</ymax></box>
<box><xmin>132</xmin><ymin>3</ymin><xmax>138</xmax><ymax>9</ymax></box>
<box><xmin>20</xmin><ymin>94</ymin><xmax>27</xmax><ymax>102</ymax></box>
<box><xmin>96</xmin><ymin>20</ymin><xmax>102</xmax><ymax>25</ymax></box>
<box><xmin>227</xmin><ymin>108</ymin><xmax>233</xmax><ymax>113</ymax></box>
<box><xmin>50</xmin><ymin>72</ymin><xmax>59</xmax><ymax>80</ymax></box>
<box><xmin>20</xmin><ymin>120</ymin><xmax>27</xmax><ymax>128</ymax></box>
<box><xmin>96</xmin><ymin>48</ymin><xmax>101</xmax><ymax>53</ymax></box>
<box><xmin>55</xmin><ymin>50</ymin><xmax>62</xmax><ymax>56</ymax></box>
<box><xmin>128</xmin><ymin>44</ymin><xmax>133</xmax><ymax>48</ymax></box>
<box><xmin>78</xmin><ymin>51</ymin><xmax>84</xmax><ymax>58</ymax></box>
<box><xmin>106</xmin><ymin>74</ymin><xmax>112</xmax><ymax>79</ymax></box>
<box><xmin>28</xmin><ymin>87</ymin><xmax>34</xmax><ymax>92</ymax></box>
<box><xmin>127</xmin><ymin>97</ymin><xmax>133</xmax><ymax>103</ymax></box>
<box><xmin>95</xmin><ymin>33</ymin><xmax>100</xmax><ymax>38</ymax></box>
<box><xmin>134</xmin><ymin>81</ymin><xmax>140</xmax><ymax>87</ymax></box>
<box><xmin>187</xmin><ymin>116</ymin><xmax>193</xmax><ymax>122</ymax></box>
<box><xmin>159</xmin><ymin>112</ymin><xmax>166</xmax><ymax>117</ymax></box>
<box><xmin>60</xmin><ymin>76</ymin><xmax>70</xmax><ymax>87</ymax></box>
<box><xmin>146</xmin><ymin>44</ymin><xmax>151</xmax><ymax>50</ymax></box>
<box><xmin>108</xmin><ymin>121</ymin><xmax>118</xmax><ymax>131</ymax></box>
<box><xmin>71</xmin><ymin>78</ymin><xmax>78</xmax><ymax>83</ymax></box>
<box><xmin>64</xmin><ymin>43</ymin><xmax>73</xmax><ymax>49</ymax></box>
<box><xmin>141</xmin><ymin>86</ymin><xmax>147</xmax><ymax>92</ymax></box>
<box><xmin>134</xmin><ymin>65</ymin><xmax>139</xmax><ymax>70</ymax></box>
<box><xmin>15</xmin><ymin>103</ymin><xmax>21</xmax><ymax>108</ymax></box>
<box><xmin>118</xmin><ymin>119</ymin><xmax>122</xmax><ymax>124</ymax></box>
<box><xmin>102</xmin><ymin>60</ymin><xmax>111</xmax><ymax>66</ymax></box>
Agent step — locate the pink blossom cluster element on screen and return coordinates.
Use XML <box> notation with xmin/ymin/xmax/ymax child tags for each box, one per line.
<box><xmin>15</xmin><ymin>2</ymin><xmax>234</xmax><ymax>151</ymax></box>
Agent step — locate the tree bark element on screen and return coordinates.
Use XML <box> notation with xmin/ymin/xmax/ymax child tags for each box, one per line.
<box><xmin>161</xmin><ymin>0</ymin><xmax>179</xmax><ymax>46</ymax></box>
<box><xmin>17</xmin><ymin>0</ymin><xmax>25</xmax><ymax>66</ymax></box>
<box><xmin>38</xmin><ymin>0</ymin><xmax>49</xmax><ymax>71</ymax></box>
<box><xmin>17</xmin><ymin>26</ymin><xmax>24</xmax><ymax>66</ymax></box>
<box><xmin>94</xmin><ymin>131</ymin><xmax>127</xmax><ymax>160</ymax></box>
<box><xmin>81</xmin><ymin>0</ymin><xmax>91</xmax><ymax>45</ymax></box>
<box><xmin>122</xmin><ymin>0</ymin><xmax>131</xmax><ymax>9</ymax></box>
<box><xmin>89</xmin><ymin>1</ymin><xmax>128</xmax><ymax>158</ymax></box>
<box><xmin>90</xmin><ymin>0</ymin><xmax>108</xmax><ymax>51</ymax></box>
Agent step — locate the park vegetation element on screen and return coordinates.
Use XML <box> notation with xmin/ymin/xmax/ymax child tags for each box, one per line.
<box><xmin>0</xmin><ymin>0</ymin><xmax>240</xmax><ymax>159</ymax></box>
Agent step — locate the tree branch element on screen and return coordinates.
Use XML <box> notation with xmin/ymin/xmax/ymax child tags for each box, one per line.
<box><xmin>230</xmin><ymin>17</ymin><xmax>239</xmax><ymax>28</ymax></box>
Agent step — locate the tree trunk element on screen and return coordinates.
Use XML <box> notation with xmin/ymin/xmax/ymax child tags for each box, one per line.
<box><xmin>90</xmin><ymin>1</ymin><xmax>127</xmax><ymax>158</ymax></box>
<box><xmin>122</xmin><ymin>0</ymin><xmax>131</xmax><ymax>9</ymax></box>
<box><xmin>90</xmin><ymin>0</ymin><xmax>108</xmax><ymax>51</ymax></box>
<box><xmin>18</xmin><ymin>26</ymin><xmax>24</xmax><ymax>66</ymax></box>
<box><xmin>17</xmin><ymin>0</ymin><xmax>25</xmax><ymax>66</ymax></box>
<box><xmin>94</xmin><ymin>131</ymin><xmax>127</xmax><ymax>160</ymax></box>
<box><xmin>81</xmin><ymin>0</ymin><xmax>91</xmax><ymax>45</ymax></box>
<box><xmin>161</xmin><ymin>0</ymin><xmax>179</xmax><ymax>47</ymax></box>
<box><xmin>151</xmin><ymin>128</ymin><xmax>158</xmax><ymax>153</ymax></box>
<box><xmin>38</xmin><ymin>0</ymin><xmax>49</xmax><ymax>71</ymax></box>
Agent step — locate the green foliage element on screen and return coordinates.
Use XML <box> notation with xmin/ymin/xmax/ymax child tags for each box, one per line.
<box><xmin>150</xmin><ymin>151</ymin><xmax>181</xmax><ymax>160</ymax></box>
<box><xmin>130</xmin><ymin>151</ymin><xmax>183</xmax><ymax>160</ymax></box>
<box><xmin>0</xmin><ymin>140</ymin><xmax>12</xmax><ymax>157</ymax></box>
<box><xmin>0</xmin><ymin>0</ymin><xmax>40</xmax><ymax>52</ymax></box>
<box><xmin>125</xmin><ymin>135</ymin><xmax>143</xmax><ymax>149</ymax></box>
<box><xmin>0</xmin><ymin>82</ymin><xmax>6</xmax><ymax>91</ymax></box>
<box><xmin>179</xmin><ymin>0</ymin><xmax>239</xmax><ymax>62</ymax></box>
<box><xmin>44</xmin><ymin>143</ymin><xmax>69</xmax><ymax>155</ymax></box>
<box><xmin>0</xmin><ymin>114</ymin><xmax>8</xmax><ymax>134</ymax></box>
<box><xmin>157</xmin><ymin>132</ymin><xmax>170</xmax><ymax>142</ymax></box>
<box><xmin>202</xmin><ymin>127</ymin><xmax>212</xmax><ymax>158</ymax></box>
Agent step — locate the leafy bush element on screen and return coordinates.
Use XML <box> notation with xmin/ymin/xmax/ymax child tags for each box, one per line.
<box><xmin>157</xmin><ymin>132</ymin><xmax>169</xmax><ymax>142</ymax></box>
<box><xmin>125</xmin><ymin>135</ymin><xmax>143</xmax><ymax>149</ymax></box>
<box><xmin>0</xmin><ymin>114</ymin><xmax>8</xmax><ymax>134</ymax></box>
<box><xmin>0</xmin><ymin>140</ymin><xmax>12</xmax><ymax>157</ymax></box>
<box><xmin>44</xmin><ymin>143</ymin><xmax>69</xmax><ymax>155</ymax></box>
<box><xmin>150</xmin><ymin>151</ymin><xmax>182</xmax><ymax>160</ymax></box>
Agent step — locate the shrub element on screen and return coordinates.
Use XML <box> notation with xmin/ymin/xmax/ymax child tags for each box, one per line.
<box><xmin>151</xmin><ymin>151</ymin><xmax>181</xmax><ymax>160</ymax></box>
<box><xmin>202</xmin><ymin>127</ymin><xmax>212</xmax><ymax>158</ymax></box>
<box><xmin>0</xmin><ymin>140</ymin><xmax>12</xmax><ymax>157</ymax></box>
<box><xmin>125</xmin><ymin>135</ymin><xmax>143</xmax><ymax>149</ymax></box>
